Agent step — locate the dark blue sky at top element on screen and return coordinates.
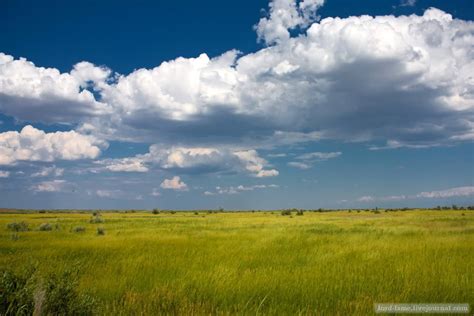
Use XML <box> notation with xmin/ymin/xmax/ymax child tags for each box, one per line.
<box><xmin>1</xmin><ymin>0</ymin><xmax>473</xmax><ymax>75</ymax></box>
<box><xmin>0</xmin><ymin>0</ymin><xmax>473</xmax><ymax>209</ymax></box>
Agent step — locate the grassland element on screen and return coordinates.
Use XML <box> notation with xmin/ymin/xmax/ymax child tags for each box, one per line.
<box><xmin>0</xmin><ymin>210</ymin><xmax>473</xmax><ymax>315</ymax></box>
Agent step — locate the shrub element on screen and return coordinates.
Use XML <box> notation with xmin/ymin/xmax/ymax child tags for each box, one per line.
<box><xmin>296</xmin><ymin>209</ymin><xmax>304</xmax><ymax>216</ymax></box>
<box><xmin>152</xmin><ymin>209</ymin><xmax>160</xmax><ymax>214</ymax></box>
<box><xmin>372</xmin><ymin>210</ymin><xmax>381</xmax><ymax>214</ymax></box>
<box><xmin>72</xmin><ymin>226</ymin><xmax>86</xmax><ymax>233</ymax></box>
<box><xmin>89</xmin><ymin>214</ymin><xmax>104</xmax><ymax>224</ymax></box>
<box><xmin>169</xmin><ymin>211</ymin><xmax>176</xmax><ymax>214</ymax></box>
<box><xmin>38</xmin><ymin>210</ymin><xmax>46</xmax><ymax>214</ymax></box>
<box><xmin>7</xmin><ymin>222</ymin><xmax>29</xmax><ymax>232</ymax></box>
<box><xmin>39</xmin><ymin>223</ymin><xmax>53</xmax><ymax>231</ymax></box>
<box><xmin>97</xmin><ymin>227</ymin><xmax>105</xmax><ymax>235</ymax></box>
<box><xmin>194</xmin><ymin>212</ymin><xmax>199</xmax><ymax>215</ymax></box>
<box><xmin>281</xmin><ymin>209</ymin><xmax>292</xmax><ymax>216</ymax></box>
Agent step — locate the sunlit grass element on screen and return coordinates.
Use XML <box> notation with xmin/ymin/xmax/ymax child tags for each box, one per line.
<box><xmin>0</xmin><ymin>210</ymin><xmax>472</xmax><ymax>314</ymax></box>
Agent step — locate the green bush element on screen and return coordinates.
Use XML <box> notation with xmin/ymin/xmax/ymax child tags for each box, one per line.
<box><xmin>6</xmin><ymin>222</ymin><xmax>29</xmax><ymax>232</ymax></box>
<box><xmin>97</xmin><ymin>227</ymin><xmax>105</xmax><ymax>235</ymax></box>
<box><xmin>38</xmin><ymin>223</ymin><xmax>53</xmax><ymax>231</ymax></box>
<box><xmin>152</xmin><ymin>209</ymin><xmax>160</xmax><ymax>214</ymax></box>
<box><xmin>281</xmin><ymin>209</ymin><xmax>292</xmax><ymax>216</ymax></box>
<box><xmin>296</xmin><ymin>209</ymin><xmax>304</xmax><ymax>216</ymax></box>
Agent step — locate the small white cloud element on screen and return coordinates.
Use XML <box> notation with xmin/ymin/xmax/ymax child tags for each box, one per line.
<box><xmin>96</xmin><ymin>189</ymin><xmax>122</xmax><ymax>198</ymax></box>
<box><xmin>105</xmin><ymin>159</ymin><xmax>148</xmax><ymax>172</ymax></box>
<box><xmin>0</xmin><ymin>170</ymin><xmax>10</xmax><ymax>178</ymax></box>
<box><xmin>357</xmin><ymin>196</ymin><xmax>375</xmax><ymax>202</ymax></box>
<box><xmin>160</xmin><ymin>176</ymin><xmax>188</xmax><ymax>191</ymax></box>
<box><xmin>256</xmin><ymin>169</ymin><xmax>279</xmax><ymax>177</ymax></box>
<box><xmin>31</xmin><ymin>180</ymin><xmax>67</xmax><ymax>192</ymax></box>
<box><xmin>416</xmin><ymin>186</ymin><xmax>474</xmax><ymax>199</ymax></box>
<box><xmin>288</xmin><ymin>161</ymin><xmax>311</xmax><ymax>169</ymax></box>
<box><xmin>399</xmin><ymin>0</ymin><xmax>416</xmax><ymax>7</ymax></box>
<box><xmin>151</xmin><ymin>188</ymin><xmax>161</xmax><ymax>196</ymax></box>
<box><xmin>32</xmin><ymin>166</ymin><xmax>64</xmax><ymax>177</ymax></box>
<box><xmin>208</xmin><ymin>183</ymin><xmax>279</xmax><ymax>195</ymax></box>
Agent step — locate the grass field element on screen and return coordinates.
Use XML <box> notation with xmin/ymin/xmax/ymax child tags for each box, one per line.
<box><xmin>0</xmin><ymin>210</ymin><xmax>473</xmax><ymax>315</ymax></box>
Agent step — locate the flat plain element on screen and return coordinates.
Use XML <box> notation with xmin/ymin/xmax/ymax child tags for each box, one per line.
<box><xmin>0</xmin><ymin>210</ymin><xmax>473</xmax><ymax>315</ymax></box>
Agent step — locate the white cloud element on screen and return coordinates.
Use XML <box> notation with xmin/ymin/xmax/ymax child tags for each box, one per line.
<box><xmin>0</xmin><ymin>170</ymin><xmax>10</xmax><ymax>178</ymax></box>
<box><xmin>31</xmin><ymin>180</ymin><xmax>67</xmax><ymax>192</ymax></box>
<box><xmin>0</xmin><ymin>125</ymin><xmax>105</xmax><ymax>165</ymax></box>
<box><xmin>234</xmin><ymin>149</ymin><xmax>279</xmax><ymax>177</ymax></box>
<box><xmin>150</xmin><ymin>188</ymin><xmax>161</xmax><ymax>196</ymax></box>
<box><xmin>289</xmin><ymin>151</ymin><xmax>341</xmax><ymax>169</ymax></box>
<box><xmin>255</xmin><ymin>0</ymin><xmax>325</xmax><ymax>45</ymax></box>
<box><xmin>32</xmin><ymin>166</ymin><xmax>64</xmax><ymax>177</ymax></box>
<box><xmin>96</xmin><ymin>189</ymin><xmax>122</xmax><ymax>198</ymax></box>
<box><xmin>400</xmin><ymin>0</ymin><xmax>416</xmax><ymax>7</ymax></box>
<box><xmin>208</xmin><ymin>183</ymin><xmax>279</xmax><ymax>195</ymax></box>
<box><xmin>160</xmin><ymin>176</ymin><xmax>188</xmax><ymax>191</ymax></box>
<box><xmin>416</xmin><ymin>186</ymin><xmax>474</xmax><ymax>199</ymax></box>
<box><xmin>358</xmin><ymin>196</ymin><xmax>375</xmax><ymax>202</ymax></box>
<box><xmin>288</xmin><ymin>161</ymin><xmax>311</xmax><ymax>169</ymax></box>
<box><xmin>1</xmin><ymin>5</ymin><xmax>473</xmax><ymax>150</ymax></box>
<box><xmin>104</xmin><ymin>158</ymin><xmax>148</xmax><ymax>172</ymax></box>
<box><xmin>0</xmin><ymin>53</ymin><xmax>110</xmax><ymax>123</ymax></box>
<box><xmin>297</xmin><ymin>152</ymin><xmax>341</xmax><ymax>160</ymax></box>
<box><xmin>355</xmin><ymin>186</ymin><xmax>474</xmax><ymax>203</ymax></box>
<box><xmin>98</xmin><ymin>146</ymin><xmax>279</xmax><ymax>177</ymax></box>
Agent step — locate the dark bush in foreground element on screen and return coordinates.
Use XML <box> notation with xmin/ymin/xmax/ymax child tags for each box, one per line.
<box><xmin>39</xmin><ymin>223</ymin><xmax>53</xmax><ymax>231</ymax></box>
<box><xmin>6</xmin><ymin>222</ymin><xmax>29</xmax><ymax>232</ymax></box>
<box><xmin>296</xmin><ymin>209</ymin><xmax>304</xmax><ymax>216</ymax></box>
<box><xmin>152</xmin><ymin>209</ymin><xmax>160</xmax><ymax>214</ymax></box>
<box><xmin>281</xmin><ymin>209</ymin><xmax>292</xmax><ymax>216</ymax></box>
<box><xmin>97</xmin><ymin>227</ymin><xmax>105</xmax><ymax>235</ymax></box>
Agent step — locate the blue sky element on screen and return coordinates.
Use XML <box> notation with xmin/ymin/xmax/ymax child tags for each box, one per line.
<box><xmin>0</xmin><ymin>0</ymin><xmax>473</xmax><ymax>209</ymax></box>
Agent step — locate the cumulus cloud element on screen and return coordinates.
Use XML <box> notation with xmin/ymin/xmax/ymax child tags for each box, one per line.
<box><xmin>31</xmin><ymin>180</ymin><xmax>67</xmax><ymax>192</ymax></box>
<box><xmin>32</xmin><ymin>166</ymin><xmax>64</xmax><ymax>177</ymax></box>
<box><xmin>0</xmin><ymin>125</ymin><xmax>105</xmax><ymax>165</ymax></box>
<box><xmin>160</xmin><ymin>176</ymin><xmax>188</xmax><ymax>191</ymax></box>
<box><xmin>1</xmin><ymin>4</ymin><xmax>473</xmax><ymax>150</ymax></box>
<box><xmin>0</xmin><ymin>170</ymin><xmax>10</xmax><ymax>178</ymax></box>
<box><xmin>98</xmin><ymin>146</ymin><xmax>278</xmax><ymax>177</ymax></box>
<box><xmin>357</xmin><ymin>196</ymin><xmax>375</xmax><ymax>202</ymax></box>
<box><xmin>255</xmin><ymin>0</ymin><xmax>325</xmax><ymax>45</ymax></box>
<box><xmin>0</xmin><ymin>53</ymin><xmax>110</xmax><ymax>123</ymax></box>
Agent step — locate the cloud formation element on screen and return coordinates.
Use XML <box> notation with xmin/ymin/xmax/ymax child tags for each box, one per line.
<box><xmin>1</xmin><ymin>6</ymin><xmax>473</xmax><ymax>151</ymax></box>
<box><xmin>357</xmin><ymin>186</ymin><xmax>474</xmax><ymax>203</ymax></box>
<box><xmin>98</xmin><ymin>146</ymin><xmax>279</xmax><ymax>177</ymax></box>
<box><xmin>0</xmin><ymin>125</ymin><xmax>105</xmax><ymax>165</ymax></box>
<box><xmin>160</xmin><ymin>176</ymin><xmax>188</xmax><ymax>191</ymax></box>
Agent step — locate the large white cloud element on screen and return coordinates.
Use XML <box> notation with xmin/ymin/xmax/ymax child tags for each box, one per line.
<box><xmin>0</xmin><ymin>3</ymin><xmax>473</xmax><ymax>149</ymax></box>
<box><xmin>0</xmin><ymin>125</ymin><xmax>105</xmax><ymax>165</ymax></box>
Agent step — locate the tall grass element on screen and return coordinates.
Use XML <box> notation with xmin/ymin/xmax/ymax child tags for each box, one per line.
<box><xmin>0</xmin><ymin>210</ymin><xmax>472</xmax><ymax>315</ymax></box>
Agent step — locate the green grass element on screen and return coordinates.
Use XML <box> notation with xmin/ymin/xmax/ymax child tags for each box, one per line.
<box><xmin>0</xmin><ymin>210</ymin><xmax>473</xmax><ymax>315</ymax></box>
